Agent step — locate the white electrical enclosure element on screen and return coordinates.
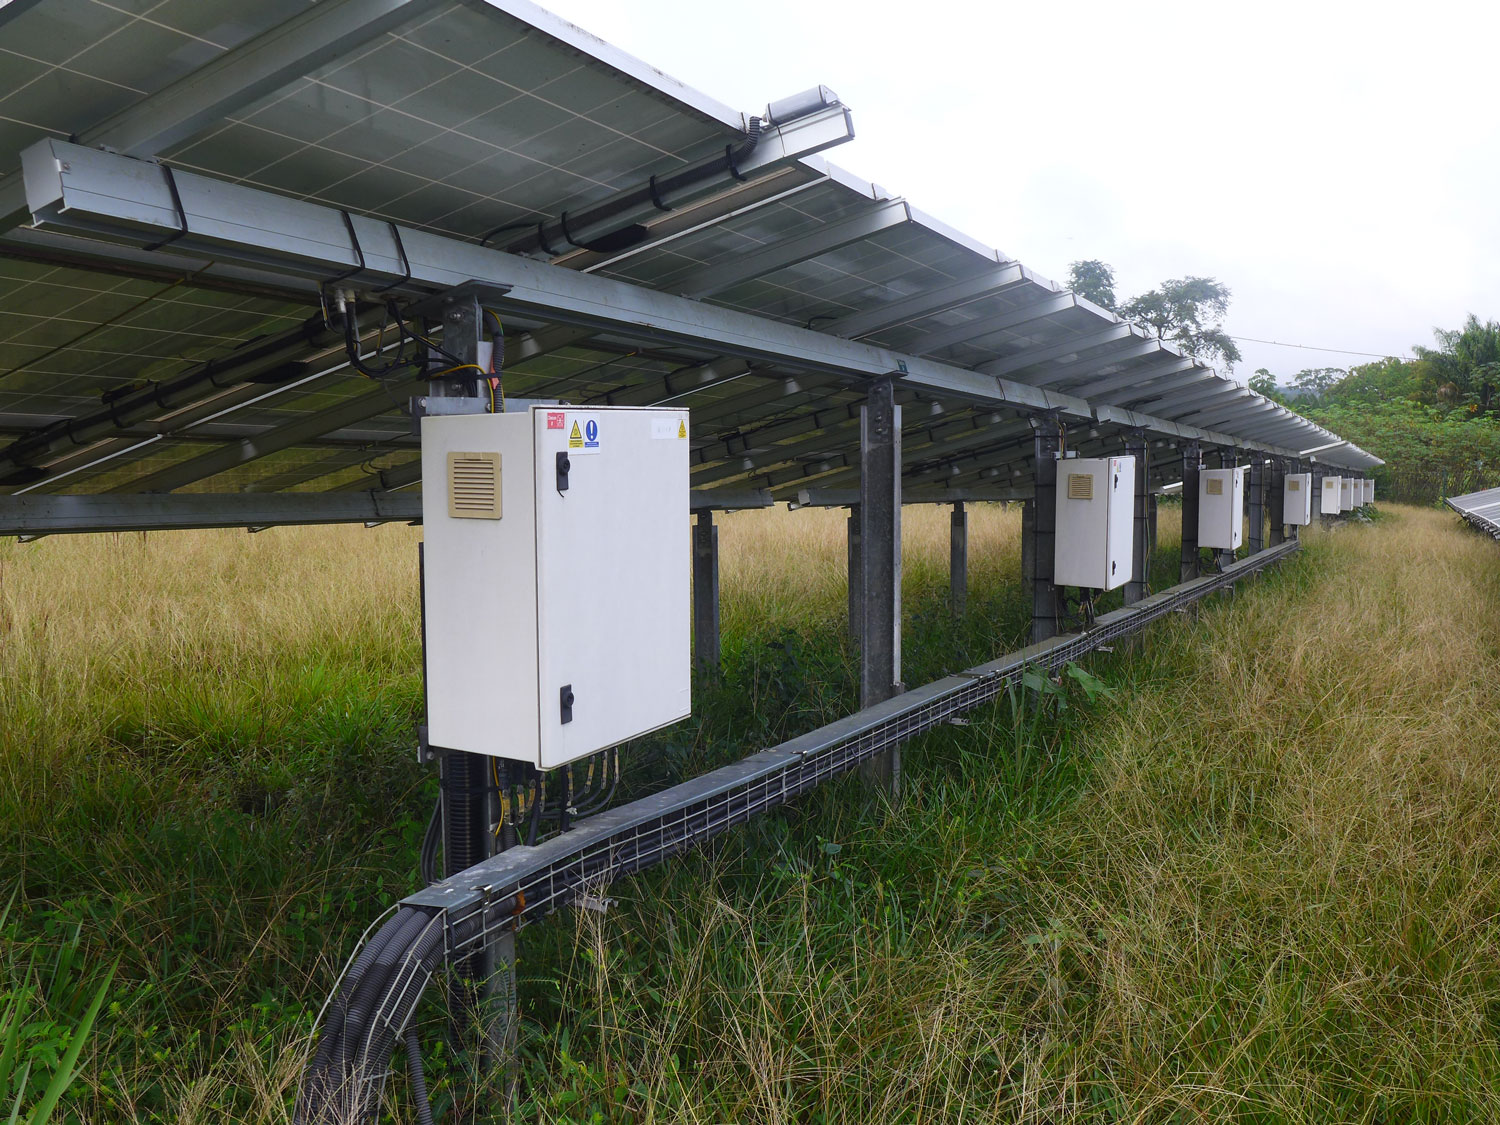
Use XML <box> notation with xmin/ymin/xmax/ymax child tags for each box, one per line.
<box><xmin>1054</xmin><ymin>455</ymin><xmax>1134</xmax><ymax>590</ymax></box>
<box><xmin>421</xmin><ymin>406</ymin><xmax>691</xmax><ymax>769</ymax></box>
<box><xmin>1367</xmin><ymin>480</ymin><xmax>1376</xmax><ymax>504</ymax></box>
<box><xmin>1283</xmin><ymin>472</ymin><xmax>1313</xmax><ymax>525</ymax></box>
<box><xmin>1320</xmin><ymin>476</ymin><xmax>1342</xmax><ymax>515</ymax></box>
<box><xmin>1340</xmin><ymin>476</ymin><xmax>1354</xmax><ymax>511</ymax></box>
<box><xmin>1198</xmin><ymin>466</ymin><xmax>1245</xmax><ymax>549</ymax></box>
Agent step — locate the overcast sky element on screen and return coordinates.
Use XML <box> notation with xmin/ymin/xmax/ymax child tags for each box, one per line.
<box><xmin>537</xmin><ymin>0</ymin><xmax>1499</xmax><ymax>386</ymax></box>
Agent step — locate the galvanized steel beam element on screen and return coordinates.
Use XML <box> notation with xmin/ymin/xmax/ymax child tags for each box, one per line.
<box><xmin>0</xmin><ymin>490</ymin><xmax>419</xmax><ymax>535</ymax></box>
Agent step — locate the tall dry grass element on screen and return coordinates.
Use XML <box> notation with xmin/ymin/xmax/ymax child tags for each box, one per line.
<box><xmin>4</xmin><ymin>503</ymin><xmax>1486</xmax><ymax>1123</ymax></box>
<box><xmin>536</xmin><ymin>507</ymin><xmax>1500</xmax><ymax>1122</ymax></box>
<box><xmin>716</xmin><ymin>502</ymin><xmax>1027</xmax><ymax>634</ymax></box>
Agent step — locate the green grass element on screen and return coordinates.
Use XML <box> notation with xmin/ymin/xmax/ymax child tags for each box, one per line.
<box><xmin>4</xmin><ymin>504</ymin><xmax>1499</xmax><ymax>1121</ymax></box>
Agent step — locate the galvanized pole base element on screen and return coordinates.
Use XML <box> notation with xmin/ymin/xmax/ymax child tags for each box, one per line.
<box><xmin>1247</xmin><ymin>458</ymin><xmax>1264</xmax><ymax>555</ymax></box>
<box><xmin>949</xmin><ymin>501</ymin><xmax>967</xmax><ymax>618</ymax></box>
<box><xmin>1030</xmin><ymin>426</ymin><xmax>1061</xmax><ymax>643</ymax></box>
<box><xmin>857</xmin><ymin>379</ymin><xmax>901</xmax><ymax>794</ymax></box>
<box><xmin>692</xmin><ymin>510</ymin><xmax>721</xmax><ymax>674</ymax></box>
<box><xmin>1124</xmin><ymin>433</ymin><xmax>1149</xmax><ymax>604</ymax></box>
<box><xmin>1180</xmin><ymin>441</ymin><xmax>1201</xmax><ymax>584</ymax></box>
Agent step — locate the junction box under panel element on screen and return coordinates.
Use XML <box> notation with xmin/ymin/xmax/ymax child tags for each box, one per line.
<box><xmin>1054</xmin><ymin>455</ymin><xmax>1134</xmax><ymax>590</ymax></box>
<box><xmin>1198</xmin><ymin>466</ymin><xmax>1245</xmax><ymax>549</ymax></box>
<box><xmin>421</xmin><ymin>406</ymin><xmax>691</xmax><ymax>769</ymax></box>
<box><xmin>1283</xmin><ymin>472</ymin><xmax>1313</xmax><ymax>526</ymax></box>
<box><xmin>1320</xmin><ymin>476</ymin><xmax>1342</xmax><ymax>516</ymax></box>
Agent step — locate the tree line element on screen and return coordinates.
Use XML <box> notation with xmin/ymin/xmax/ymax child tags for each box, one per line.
<box><xmin>1065</xmin><ymin>258</ymin><xmax>1500</xmax><ymax>493</ymax></box>
<box><xmin>1247</xmin><ymin>315</ymin><xmax>1500</xmax><ymax>487</ymax></box>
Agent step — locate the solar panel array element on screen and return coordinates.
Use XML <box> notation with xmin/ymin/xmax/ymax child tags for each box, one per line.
<box><xmin>0</xmin><ymin>0</ymin><xmax>1380</xmax><ymax>525</ymax></box>
<box><xmin>1447</xmin><ymin>487</ymin><xmax>1500</xmax><ymax>539</ymax></box>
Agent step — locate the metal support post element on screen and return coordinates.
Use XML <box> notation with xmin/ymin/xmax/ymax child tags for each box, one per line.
<box><xmin>1147</xmin><ymin>491</ymin><xmax>1159</xmax><ymax>570</ymax></box>
<box><xmin>431</xmin><ymin>293</ymin><xmax>483</xmax><ymax>402</ymax></box>
<box><xmin>1125</xmin><ymin>433</ymin><xmax>1149</xmax><ymax>604</ymax></box>
<box><xmin>1268</xmin><ymin>458</ymin><xmax>1286</xmax><ymax>546</ymax></box>
<box><xmin>1247</xmin><ymin>457</ymin><xmax>1264</xmax><ymax>555</ymax></box>
<box><xmin>482</xmin><ymin>930</ymin><xmax>519</xmax><ymax>1095</ymax></box>
<box><xmin>847</xmin><ymin>506</ymin><xmax>862</xmax><ymax>649</ymax></box>
<box><xmin>426</xmin><ymin>289</ymin><xmax>509</xmax><ymax>1054</ymax></box>
<box><xmin>692</xmin><ymin>510</ymin><xmax>720</xmax><ymax>673</ymax></box>
<box><xmin>949</xmin><ymin>501</ymin><xmax>967</xmax><ymax>618</ymax></box>
<box><xmin>1180</xmin><ymin>442</ymin><xmax>1201</xmax><ymax>583</ymax></box>
<box><xmin>858</xmin><ymin>379</ymin><xmax>902</xmax><ymax>793</ymax></box>
<box><xmin>1020</xmin><ymin>499</ymin><xmax>1035</xmax><ymax>596</ymax></box>
<box><xmin>435</xmin><ymin>288</ymin><xmax>493</xmax><ymax>891</ymax></box>
<box><xmin>1030</xmin><ymin>423</ymin><xmax>1061</xmax><ymax>643</ymax></box>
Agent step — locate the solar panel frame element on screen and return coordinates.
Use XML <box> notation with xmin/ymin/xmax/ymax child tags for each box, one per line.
<box><xmin>0</xmin><ymin>0</ymin><xmax>1382</xmax><ymax>534</ymax></box>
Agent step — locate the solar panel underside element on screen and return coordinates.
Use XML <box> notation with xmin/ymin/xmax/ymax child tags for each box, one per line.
<box><xmin>0</xmin><ymin>0</ymin><xmax>1380</xmax><ymax>514</ymax></box>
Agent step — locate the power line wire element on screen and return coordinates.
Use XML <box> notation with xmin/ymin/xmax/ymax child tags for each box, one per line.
<box><xmin>1228</xmin><ymin>335</ymin><xmax>1414</xmax><ymax>362</ymax></box>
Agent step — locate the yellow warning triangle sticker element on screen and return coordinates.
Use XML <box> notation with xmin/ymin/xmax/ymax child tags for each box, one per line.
<box><xmin>570</xmin><ymin>421</ymin><xmax>582</xmax><ymax>440</ymax></box>
<box><xmin>676</xmin><ymin>419</ymin><xmax>687</xmax><ymax>438</ymax></box>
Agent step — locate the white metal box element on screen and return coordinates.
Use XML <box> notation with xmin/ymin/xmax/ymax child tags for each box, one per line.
<box><xmin>1282</xmin><ymin>472</ymin><xmax>1313</xmax><ymax>525</ymax></box>
<box><xmin>1339</xmin><ymin>476</ymin><xmax>1354</xmax><ymax>512</ymax></box>
<box><xmin>421</xmin><ymin>406</ymin><xmax>691</xmax><ymax>769</ymax></box>
<box><xmin>1198</xmin><ymin>466</ymin><xmax>1245</xmax><ymax>549</ymax></box>
<box><xmin>1366</xmin><ymin>479</ymin><xmax>1375</xmax><ymax>504</ymax></box>
<box><xmin>1054</xmin><ymin>455</ymin><xmax>1134</xmax><ymax>590</ymax></box>
<box><xmin>1320</xmin><ymin>475</ymin><xmax>1342</xmax><ymax>516</ymax></box>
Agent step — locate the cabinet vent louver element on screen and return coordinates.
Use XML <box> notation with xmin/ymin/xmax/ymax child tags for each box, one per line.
<box><xmin>1066</xmin><ymin>473</ymin><xmax>1093</xmax><ymax>501</ymax></box>
<box><xmin>448</xmin><ymin>452</ymin><xmax>501</xmax><ymax>519</ymax></box>
<box><xmin>1206</xmin><ymin>478</ymin><xmax>1224</xmax><ymax>496</ymax></box>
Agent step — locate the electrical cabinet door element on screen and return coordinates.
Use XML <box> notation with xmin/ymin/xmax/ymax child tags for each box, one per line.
<box><xmin>1283</xmin><ymin>473</ymin><xmax>1313</xmax><ymax>525</ymax></box>
<box><xmin>1054</xmin><ymin>455</ymin><xmax>1134</xmax><ymax>590</ymax></box>
<box><xmin>1198</xmin><ymin>466</ymin><xmax>1245</xmax><ymax>549</ymax></box>
<box><xmin>421</xmin><ymin>407</ymin><xmax>690</xmax><ymax>769</ymax></box>
<box><xmin>532</xmin><ymin>407</ymin><xmax>691</xmax><ymax>769</ymax></box>
<box><xmin>1320</xmin><ymin>476</ymin><xmax>1342</xmax><ymax>515</ymax></box>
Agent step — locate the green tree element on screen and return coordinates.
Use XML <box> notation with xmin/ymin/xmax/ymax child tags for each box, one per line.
<box><xmin>1414</xmin><ymin>314</ymin><xmax>1500</xmax><ymax>413</ymax></box>
<box><xmin>1119</xmin><ymin>277</ymin><xmax>1243</xmax><ymax>371</ymax></box>
<box><xmin>1248</xmin><ymin>367</ymin><xmax>1279</xmax><ymax>398</ymax></box>
<box><xmin>1291</xmin><ymin>367</ymin><xmax>1345</xmax><ymax>400</ymax></box>
<box><xmin>1067</xmin><ymin>260</ymin><xmax>1117</xmax><ymax>312</ymax></box>
<box><xmin>1330</xmin><ymin>357</ymin><xmax>1428</xmax><ymax>405</ymax></box>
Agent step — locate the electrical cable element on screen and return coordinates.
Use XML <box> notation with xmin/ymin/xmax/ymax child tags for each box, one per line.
<box><xmin>419</xmin><ymin>796</ymin><xmax>441</xmax><ymax>886</ymax></box>
<box><xmin>491</xmin><ymin>117</ymin><xmax>762</xmax><ymax>258</ymax></box>
<box><xmin>525</xmin><ymin>775</ymin><xmax>544</xmax><ymax>847</ymax></box>
<box><xmin>482</xmin><ymin>308</ymin><xmax>506</xmax><ymax>413</ymax></box>
<box><xmin>1227</xmin><ymin>334</ymin><xmax>1415</xmax><ymax>362</ymax></box>
<box><xmin>405</xmin><ymin>1028</ymin><xmax>435</xmax><ymax>1125</ymax></box>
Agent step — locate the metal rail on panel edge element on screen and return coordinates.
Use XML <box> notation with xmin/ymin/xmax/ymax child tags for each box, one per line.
<box><xmin>294</xmin><ymin>536</ymin><xmax>1301</xmax><ymax>1123</ymax></box>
